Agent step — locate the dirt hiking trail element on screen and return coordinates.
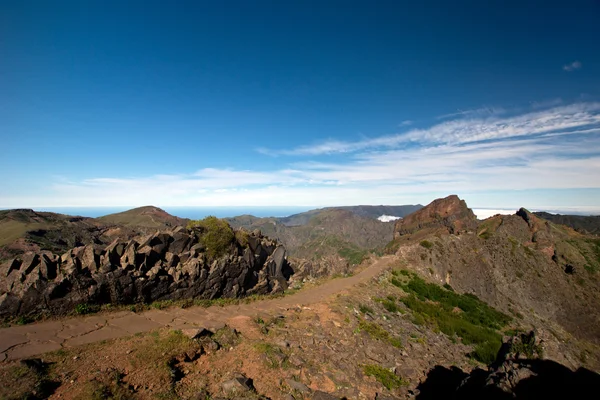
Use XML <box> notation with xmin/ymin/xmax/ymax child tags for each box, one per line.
<box><xmin>0</xmin><ymin>256</ymin><xmax>395</xmax><ymax>361</ymax></box>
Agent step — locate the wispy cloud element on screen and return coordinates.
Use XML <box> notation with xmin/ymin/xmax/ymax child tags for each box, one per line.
<box><xmin>3</xmin><ymin>102</ymin><xmax>600</xmax><ymax>210</ymax></box>
<box><xmin>436</xmin><ymin>106</ymin><xmax>506</xmax><ymax>120</ymax></box>
<box><xmin>262</xmin><ymin>103</ymin><xmax>600</xmax><ymax>156</ymax></box>
<box><xmin>399</xmin><ymin>120</ymin><xmax>413</xmax><ymax>126</ymax></box>
<box><xmin>563</xmin><ymin>60</ymin><xmax>582</xmax><ymax>71</ymax></box>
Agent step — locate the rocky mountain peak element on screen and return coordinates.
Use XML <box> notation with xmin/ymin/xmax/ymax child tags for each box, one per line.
<box><xmin>393</xmin><ymin>194</ymin><xmax>478</xmax><ymax>238</ymax></box>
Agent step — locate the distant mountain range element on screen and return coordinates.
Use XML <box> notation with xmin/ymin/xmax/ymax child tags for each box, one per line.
<box><xmin>533</xmin><ymin>211</ymin><xmax>600</xmax><ymax>235</ymax></box>
<box><xmin>0</xmin><ymin>204</ymin><xmax>421</xmax><ymax>263</ymax></box>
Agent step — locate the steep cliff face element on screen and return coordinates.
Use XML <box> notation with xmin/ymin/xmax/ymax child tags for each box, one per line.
<box><xmin>0</xmin><ymin>226</ymin><xmax>292</xmax><ymax>319</ymax></box>
<box><xmin>393</xmin><ymin>195</ymin><xmax>478</xmax><ymax>238</ymax></box>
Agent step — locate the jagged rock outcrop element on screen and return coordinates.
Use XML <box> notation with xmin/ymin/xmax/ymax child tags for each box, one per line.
<box><xmin>0</xmin><ymin>226</ymin><xmax>293</xmax><ymax>319</ymax></box>
<box><xmin>417</xmin><ymin>332</ymin><xmax>600</xmax><ymax>399</ymax></box>
<box><xmin>394</xmin><ymin>195</ymin><xmax>478</xmax><ymax>238</ymax></box>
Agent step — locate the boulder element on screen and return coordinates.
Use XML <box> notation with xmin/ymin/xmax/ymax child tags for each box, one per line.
<box><xmin>221</xmin><ymin>374</ymin><xmax>254</xmax><ymax>394</ymax></box>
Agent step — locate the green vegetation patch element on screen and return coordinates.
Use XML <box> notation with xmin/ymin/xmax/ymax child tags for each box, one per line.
<box><xmin>392</xmin><ymin>270</ymin><xmax>511</xmax><ymax>364</ymax></box>
<box><xmin>187</xmin><ymin>216</ymin><xmax>235</xmax><ymax>259</ymax></box>
<box><xmin>384</xmin><ymin>239</ymin><xmax>403</xmax><ymax>255</ymax></box>
<box><xmin>0</xmin><ymin>361</ymin><xmax>59</xmax><ymax>400</ymax></box>
<box><xmin>77</xmin><ymin>369</ymin><xmax>134</xmax><ymax>400</ymax></box>
<box><xmin>297</xmin><ymin>234</ymin><xmax>369</xmax><ymax>265</ymax></box>
<box><xmin>338</xmin><ymin>246</ymin><xmax>369</xmax><ymax>266</ymax></box>
<box><xmin>358</xmin><ymin>319</ymin><xmax>402</xmax><ymax>348</ymax></box>
<box><xmin>359</xmin><ymin>303</ymin><xmax>374</xmax><ymax>314</ymax></box>
<box><xmin>363</xmin><ymin>364</ymin><xmax>406</xmax><ymax>390</ymax></box>
<box><xmin>419</xmin><ymin>240</ymin><xmax>433</xmax><ymax>249</ymax></box>
<box><xmin>254</xmin><ymin>342</ymin><xmax>290</xmax><ymax>369</ymax></box>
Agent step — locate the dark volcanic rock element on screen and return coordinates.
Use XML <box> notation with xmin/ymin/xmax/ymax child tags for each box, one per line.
<box><xmin>0</xmin><ymin>226</ymin><xmax>292</xmax><ymax>319</ymax></box>
<box><xmin>417</xmin><ymin>332</ymin><xmax>600</xmax><ymax>400</ymax></box>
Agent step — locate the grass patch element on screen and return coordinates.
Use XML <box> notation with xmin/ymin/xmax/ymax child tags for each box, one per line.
<box><xmin>338</xmin><ymin>247</ymin><xmax>368</xmax><ymax>265</ymax></box>
<box><xmin>359</xmin><ymin>303</ymin><xmax>374</xmax><ymax>314</ymax></box>
<box><xmin>384</xmin><ymin>239</ymin><xmax>403</xmax><ymax>255</ymax></box>
<box><xmin>363</xmin><ymin>364</ymin><xmax>406</xmax><ymax>390</ymax></box>
<box><xmin>420</xmin><ymin>240</ymin><xmax>433</xmax><ymax>249</ymax></box>
<box><xmin>0</xmin><ymin>360</ymin><xmax>59</xmax><ymax>399</ymax></box>
<box><xmin>131</xmin><ymin>330</ymin><xmax>201</xmax><ymax>390</ymax></box>
<box><xmin>254</xmin><ymin>342</ymin><xmax>289</xmax><ymax>368</ymax></box>
<box><xmin>392</xmin><ymin>270</ymin><xmax>511</xmax><ymax>364</ymax></box>
<box><xmin>77</xmin><ymin>369</ymin><xmax>134</xmax><ymax>400</ymax></box>
<box><xmin>358</xmin><ymin>319</ymin><xmax>402</xmax><ymax>348</ymax></box>
<box><xmin>381</xmin><ymin>298</ymin><xmax>400</xmax><ymax>313</ymax></box>
<box><xmin>74</xmin><ymin>303</ymin><xmax>99</xmax><ymax>315</ymax></box>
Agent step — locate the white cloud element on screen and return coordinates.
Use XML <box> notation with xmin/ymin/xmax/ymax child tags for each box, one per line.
<box><xmin>377</xmin><ymin>215</ymin><xmax>402</xmax><ymax>222</ymax></box>
<box><xmin>2</xmin><ymin>102</ymin><xmax>600</xmax><ymax>211</ymax></box>
<box><xmin>399</xmin><ymin>120</ymin><xmax>413</xmax><ymax>126</ymax></box>
<box><xmin>563</xmin><ymin>61</ymin><xmax>582</xmax><ymax>71</ymax></box>
<box><xmin>263</xmin><ymin>102</ymin><xmax>600</xmax><ymax>156</ymax></box>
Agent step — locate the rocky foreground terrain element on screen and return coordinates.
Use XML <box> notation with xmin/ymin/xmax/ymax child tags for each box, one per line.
<box><xmin>0</xmin><ymin>196</ymin><xmax>599</xmax><ymax>399</ymax></box>
<box><xmin>0</xmin><ymin>219</ymin><xmax>297</xmax><ymax>320</ymax></box>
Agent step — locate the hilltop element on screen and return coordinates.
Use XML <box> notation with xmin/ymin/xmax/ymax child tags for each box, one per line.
<box><xmin>96</xmin><ymin>206</ymin><xmax>189</xmax><ymax>229</ymax></box>
<box><xmin>0</xmin><ymin>209</ymin><xmax>131</xmax><ymax>261</ymax></box>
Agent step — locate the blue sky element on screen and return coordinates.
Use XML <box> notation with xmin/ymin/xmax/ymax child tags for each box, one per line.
<box><xmin>1</xmin><ymin>1</ymin><xmax>600</xmax><ymax>213</ymax></box>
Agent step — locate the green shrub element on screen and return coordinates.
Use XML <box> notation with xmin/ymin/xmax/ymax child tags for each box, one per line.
<box><xmin>392</xmin><ymin>272</ymin><xmax>511</xmax><ymax>364</ymax></box>
<box><xmin>420</xmin><ymin>240</ymin><xmax>433</xmax><ymax>249</ymax></box>
<box><xmin>471</xmin><ymin>342</ymin><xmax>500</xmax><ymax>364</ymax></box>
<box><xmin>398</xmin><ymin>274</ymin><xmax>511</xmax><ymax>329</ymax></box>
<box><xmin>510</xmin><ymin>334</ymin><xmax>544</xmax><ymax>358</ymax></box>
<box><xmin>382</xmin><ymin>299</ymin><xmax>400</xmax><ymax>313</ymax></box>
<box><xmin>363</xmin><ymin>364</ymin><xmax>406</xmax><ymax>389</ymax></box>
<box><xmin>443</xmin><ymin>283</ymin><xmax>454</xmax><ymax>291</ymax></box>
<box><xmin>187</xmin><ymin>216</ymin><xmax>235</xmax><ymax>259</ymax></box>
<box><xmin>234</xmin><ymin>229</ymin><xmax>250</xmax><ymax>247</ymax></box>
<box><xmin>75</xmin><ymin>303</ymin><xmax>95</xmax><ymax>315</ymax></box>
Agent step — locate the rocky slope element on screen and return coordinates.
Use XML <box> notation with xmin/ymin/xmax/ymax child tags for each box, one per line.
<box><xmin>2</xmin><ymin>254</ymin><xmax>599</xmax><ymax>400</ymax></box>
<box><xmin>533</xmin><ymin>211</ymin><xmax>600</xmax><ymax>235</ymax></box>
<box><xmin>0</xmin><ymin>209</ymin><xmax>140</xmax><ymax>261</ymax></box>
<box><xmin>0</xmin><ymin>223</ymin><xmax>292</xmax><ymax>319</ymax></box>
<box><xmin>0</xmin><ymin>206</ymin><xmax>187</xmax><ymax>262</ymax></box>
<box><xmin>388</xmin><ymin>195</ymin><xmax>600</xmax><ymax>369</ymax></box>
<box><xmin>228</xmin><ymin>209</ymin><xmax>399</xmax><ymax>268</ymax></box>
